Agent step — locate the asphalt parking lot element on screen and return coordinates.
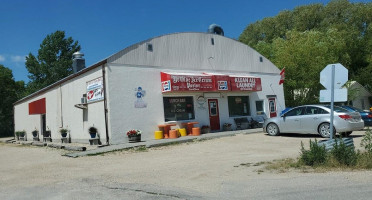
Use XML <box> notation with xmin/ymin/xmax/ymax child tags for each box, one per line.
<box><xmin>1</xmin><ymin>130</ymin><xmax>372</xmax><ymax>200</ymax></box>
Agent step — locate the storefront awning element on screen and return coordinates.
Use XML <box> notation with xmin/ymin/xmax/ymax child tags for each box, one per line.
<box><xmin>161</xmin><ymin>72</ymin><xmax>262</xmax><ymax>93</ymax></box>
<box><xmin>29</xmin><ymin>98</ymin><xmax>46</xmax><ymax>115</ymax></box>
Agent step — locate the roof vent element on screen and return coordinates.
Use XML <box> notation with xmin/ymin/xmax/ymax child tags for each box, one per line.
<box><xmin>208</xmin><ymin>24</ymin><xmax>224</xmax><ymax>36</ymax></box>
<box><xmin>72</xmin><ymin>51</ymin><xmax>85</xmax><ymax>73</ymax></box>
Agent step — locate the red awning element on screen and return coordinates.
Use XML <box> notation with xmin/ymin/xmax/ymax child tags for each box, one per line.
<box><xmin>161</xmin><ymin>72</ymin><xmax>262</xmax><ymax>92</ymax></box>
<box><xmin>29</xmin><ymin>98</ymin><xmax>46</xmax><ymax>115</ymax></box>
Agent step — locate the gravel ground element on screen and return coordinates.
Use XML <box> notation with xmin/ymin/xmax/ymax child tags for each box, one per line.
<box><xmin>1</xmin><ymin>131</ymin><xmax>372</xmax><ymax>199</ymax></box>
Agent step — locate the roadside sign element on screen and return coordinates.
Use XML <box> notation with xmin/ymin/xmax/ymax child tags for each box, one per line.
<box><xmin>320</xmin><ymin>63</ymin><xmax>348</xmax><ymax>90</ymax></box>
<box><xmin>319</xmin><ymin>89</ymin><xmax>347</xmax><ymax>102</ymax></box>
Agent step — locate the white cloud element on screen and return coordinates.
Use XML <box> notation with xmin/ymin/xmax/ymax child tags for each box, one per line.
<box><xmin>0</xmin><ymin>55</ymin><xmax>5</xmax><ymax>62</ymax></box>
<box><xmin>11</xmin><ymin>55</ymin><xmax>26</xmax><ymax>63</ymax></box>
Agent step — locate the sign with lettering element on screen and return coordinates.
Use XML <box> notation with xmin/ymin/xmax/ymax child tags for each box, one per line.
<box><xmin>229</xmin><ymin>76</ymin><xmax>262</xmax><ymax>91</ymax></box>
<box><xmin>86</xmin><ymin>77</ymin><xmax>104</xmax><ymax>103</ymax></box>
<box><xmin>161</xmin><ymin>72</ymin><xmax>215</xmax><ymax>92</ymax></box>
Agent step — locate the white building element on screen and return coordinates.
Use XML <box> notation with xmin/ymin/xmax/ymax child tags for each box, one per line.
<box><xmin>14</xmin><ymin>30</ymin><xmax>285</xmax><ymax>144</ymax></box>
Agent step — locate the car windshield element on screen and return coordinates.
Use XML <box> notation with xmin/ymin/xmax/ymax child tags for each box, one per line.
<box><xmin>324</xmin><ymin>105</ymin><xmax>349</xmax><ymax>113</ymax></box>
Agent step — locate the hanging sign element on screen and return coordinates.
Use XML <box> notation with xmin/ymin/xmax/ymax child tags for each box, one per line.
<box><xmin>86</xmin><ymin>77</ymin><xmax>104</xmax><ymax>103</ymax></box>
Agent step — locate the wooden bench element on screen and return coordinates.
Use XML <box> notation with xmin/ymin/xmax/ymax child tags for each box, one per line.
<box><xmin>234</xmin><ymin>117</ymin><xmax>250</xmax><ymax>130</ymax></box>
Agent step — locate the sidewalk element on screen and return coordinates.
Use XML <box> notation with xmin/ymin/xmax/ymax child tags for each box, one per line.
<box><xmin>65</xmin><ymin>128</ymin><xmax>263</xmax><ymax>158</ymax></box>
<box><xmin>1</xmin><ymin>128</ymin><xmax>263</xmax><ymax>158</ymax></box>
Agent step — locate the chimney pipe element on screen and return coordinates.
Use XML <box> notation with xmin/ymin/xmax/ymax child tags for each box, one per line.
<box><xmin>72</xmin><ymin>51</ymin><xmax>85</xmax><ymax>73</ymax></box>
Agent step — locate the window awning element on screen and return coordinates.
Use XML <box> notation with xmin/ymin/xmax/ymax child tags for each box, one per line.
<box><xmin>161</xmin><ymin>72</ymin><xmax>262</xmax><ymax>93</ymax></box>
<box><xmin>29</xmin><ymin>98</ymin><xmax>46</xmax><ymax>115</ymax></box>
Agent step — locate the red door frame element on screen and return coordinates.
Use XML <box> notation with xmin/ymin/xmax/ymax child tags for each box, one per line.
<box><xmin>268</xmin><ymin>97</ymin><xmax>277</xmax><ymax>118</ymax></box>
<box><xmin>208</xmin><ymin>99</ymin><xmax>220</xmax><ymax>131</ymax></box>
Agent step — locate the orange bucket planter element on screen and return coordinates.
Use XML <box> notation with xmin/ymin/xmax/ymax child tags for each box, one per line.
<box><xmin>169</xmin><ymin>129</ymin><xmax>178</xmax><ymax>139</ymax></box>
<box><xmin>192</xmin><ymin>127</ymin><xmax>201</xmax><ymax>136</ymax></box>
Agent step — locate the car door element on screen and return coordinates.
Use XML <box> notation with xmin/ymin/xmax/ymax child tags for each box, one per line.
<box><xmin>280</xmin><ymin>107</ymin><xmax>304</xmax><ymax>133</ymax></box>
<box><xmin>301</xmin><ymin>106</ymin><xmax>322</xmax><ymax>134</ymax></box>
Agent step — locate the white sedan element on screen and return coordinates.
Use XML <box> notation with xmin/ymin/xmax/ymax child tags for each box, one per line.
<box><xmin>263</xmin><ymin>105</ymin><xmax>364</xmax><ymax>137</ymax></box>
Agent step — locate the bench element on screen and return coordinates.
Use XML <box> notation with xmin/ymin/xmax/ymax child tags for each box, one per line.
<box><xmin>234</xmin><ymin>117</ymin><xmax>250</xmax><ymax>130</ymax></box>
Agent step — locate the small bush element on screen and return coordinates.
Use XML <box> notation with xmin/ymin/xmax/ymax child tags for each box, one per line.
<box><xmin>361</xmin><ymin>128</ymin><xmax>372</xmax><ymax>153</ymax></box>
<box><xmin>330</xmin><ymin>140</ymin><xmax>358</xmax><ymax>166</ymax></box>
<box><xmin>300</xmin><ymin>139</ymin><xmax>327</xmax><ymax>166</ymax></box>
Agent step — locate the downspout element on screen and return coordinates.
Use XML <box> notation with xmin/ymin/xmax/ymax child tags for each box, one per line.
<box><xmin>102</xmin><ymin>65</ymin><xmax>110</xmax><ymax>145</ymax></box>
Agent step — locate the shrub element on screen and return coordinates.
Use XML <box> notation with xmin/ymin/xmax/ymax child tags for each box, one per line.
<box><xmin>300</xmin><ymin>139</ymin><xmax>327</xmax><ymax>166</ymax></box>
<box><xmin>330</xmin><ymin>139</ymin><xmax>358</xmax><ymax>166</ymax></box>
<box><xmin>361</xmin><ymin>128</ymin><xmax>372</xmax><ymax>153</ymax></box>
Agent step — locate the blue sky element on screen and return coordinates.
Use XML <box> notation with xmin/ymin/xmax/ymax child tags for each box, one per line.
<box><xmin>1</xmin><ymin>0</ymin><xmax>370</xmax><ymax>82</ymax></box>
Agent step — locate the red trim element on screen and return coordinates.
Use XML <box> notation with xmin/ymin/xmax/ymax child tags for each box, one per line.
<box><xmin>29</xmin><ymin>98</ymin><xmax>46</xmax><ymax>115</ymax></box>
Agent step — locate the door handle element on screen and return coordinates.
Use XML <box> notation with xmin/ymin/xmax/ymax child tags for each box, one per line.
<box><xmin>313</xmin><ymin>117</ymin><xmax>318</xmax><ymax>120</ymax></box>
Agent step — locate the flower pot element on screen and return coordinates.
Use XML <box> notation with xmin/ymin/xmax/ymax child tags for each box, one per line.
<box><xmin>223</xmin><ymin>126</ymin><xmax>232</xmax><ymax>131</ymax></box>
<box><xmin>128</xmin><ymin>134</ymin><xmax>141</xmax><ymax>142</ymax></box>
<box><xmin>61</xmin><ymin>133</ymin><xmax>67</xmax><ymax>138</ymax></box>
<box><xmin>201</xmin><ymin>128</ymin><xmax>210</xmax><ymax>134</ymax></box>
<box><xmin>32</xmin><ymin>131</ymin><xmax>38</xmax><ymax>137</ymax></box>
<box><xmin>89</xmin><ymin>132</ymin><xmax>97</xmax><ymax>138</ymax></box>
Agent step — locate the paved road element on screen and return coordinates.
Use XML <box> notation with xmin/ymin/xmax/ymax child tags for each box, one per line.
<box><xmin>1</xmin><ymin>131</ymin><xmax>372</xmax><ymax>199</ymax></box>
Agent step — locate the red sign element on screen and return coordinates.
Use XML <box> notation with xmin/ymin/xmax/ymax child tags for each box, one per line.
<box><xmin>161</xmin><ymin>72</ymin><xmax>262</xmax><ymax>92</ymax></box>
<box><xmin>161</xmin><ymin>72</ymin><xmax>216</xmax><ymax>92</ymax></box>
<box><xmin>229</xmin><ymin>76</ymin><xmax>262</xmax><ymax>91</ymax></box>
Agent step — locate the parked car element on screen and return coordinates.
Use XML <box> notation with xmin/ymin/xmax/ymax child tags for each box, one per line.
<box><xmin>340</xmin><ymin>105</ymin><xmax>372</xmax><ymax>127</ymax></box>
<box><xmin>280</xmin><ymin>107</ymin><xmax>291</xmax><ymax>116</ymax></box>
<box><xmin>263</xmin><ymin>105</ymin><xmax>364</xmax><ymax>138</ymax></box>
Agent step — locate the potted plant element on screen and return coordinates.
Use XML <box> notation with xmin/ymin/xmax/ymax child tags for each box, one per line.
<box><xmin>60</xmin><ymin>128</ymin><xmax>68</xmax><ymax>138</ymax></box>
<box><xmin>223</xmin><ymin>123</ymin><xmax>232</xmax><ymax>131</ymax></box>
<box><xmin>15</xmin><ymin>131</ymin><xmax>25</xmax><ymax>140</ymax></box>
<box><xmin>201</xmin><ymin>125</ymin><xmax>211</xmax><ymax>134</ymax></box>
<box><xmin>126</xmin><ymin>129</ymin><xmax>141</xmax><ymax>142</ymax></box>
<box><xmin>32</xmin><ymin>129</ymin><xmax>38</xmax><ymax>137</ymax></box>
<box><xmin>89</xmin><ymin>127</ymin><xmax>97</xmax><ymax>138</ymax></box>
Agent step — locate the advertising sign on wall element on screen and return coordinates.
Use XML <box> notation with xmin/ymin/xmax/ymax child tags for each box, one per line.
<box><xmin>229</xmin><ymin>76</ymin><xmax>262</xmax><ymax>91</ymax></box>
<box><xmin>161</xmin><ymin>72</ymin><xmax>215</xmax><ymax>92</ymax></box>
<box><xmin>87</xmin><ymin>77</ymin><xmax>104</xmax><ymax>103</ymax></box>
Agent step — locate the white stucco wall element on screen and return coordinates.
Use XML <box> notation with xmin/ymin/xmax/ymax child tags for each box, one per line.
<box><xmin>14</xmin><ymin>66</ymin><xmax>106</xmax><ymax>143</ymax></box>
<box><xmin>106</xmin><ymin>64</ymin><xmax>284</xmax><ymax>144</ymax></box>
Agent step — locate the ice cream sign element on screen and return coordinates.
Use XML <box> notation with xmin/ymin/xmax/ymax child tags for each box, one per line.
<box><xmin>86</xmin><ymin>77</ymin><xmax>104</xmax><ymax>103</ymax></box>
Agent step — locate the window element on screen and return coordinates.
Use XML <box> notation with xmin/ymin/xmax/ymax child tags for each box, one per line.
<box><xmin>211</xmin><ymin>38</ymin><xmax>214</xmax><ymax>45</ymax></box>
<box><xmin>228</xmin><ymin>96</ymin><xmax>250</xmax><ymax>117</ymax></box>
<box><xmin>305</xmin><ymin>106</ymin><xmax>328</xmax><ymax>115</ymax></box>
<box><xmin>259</xmin><ymin>56</ymin><xmax>263</xmax><ymax>62</ymax></box>
<box><xmin>147</xmin><ymin>43</ymin><xmax>153</xmax><ymax>52</ymax></box>
<box><xmin>285</xmin><ymin>107</ymin><xmax>304</xmax><ymax>117</ymax></box>
<box><xmin>163</xmin><ymin>97</ymin><xmax>194</xmax><ymax>121</ymax></box>
<box><xmin>255</xmin><ymin>100</ymin><xmax>264</xmax><ymax>115</ymax></box>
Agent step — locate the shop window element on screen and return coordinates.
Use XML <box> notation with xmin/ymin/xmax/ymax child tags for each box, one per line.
<box><xmin>163</xmin><ymin>97</ymin><xmax>195</xmax><ymax>121</ymax></box>
<box><xmin>228</xmin><ymin>96</ymin><xmax>250</xmax><ymax>117</ymax></box>
<box><xmin>255</xmin><ymin>100</ymin><xmax>264</xmax><ymax>115</ymax></box>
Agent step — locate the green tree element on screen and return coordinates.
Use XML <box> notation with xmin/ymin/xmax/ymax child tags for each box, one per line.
<box><xmin>239</xmin><ymin>0</ymin><xmax>372</xmax><ymax>106</ymax></box>
<box><xmin>0</xmin><ymin>65</ymin><xmax>25</xmax><ymax>137</ymax></box>
<box><xmin>25</xmin><ymin>30</ymin><xmax>80</xmax><ymax>94</ymax></box>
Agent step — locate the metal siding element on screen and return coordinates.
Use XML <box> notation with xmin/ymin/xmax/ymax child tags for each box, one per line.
<box><xmin>107</xmin><ymin>33</ymin><xmax>279</xmax><ymax>74</ymax></box>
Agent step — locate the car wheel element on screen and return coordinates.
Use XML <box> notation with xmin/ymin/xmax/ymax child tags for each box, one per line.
<box><xmin>266</xmin><ymin>123</ymin><xmax>280</xmax><ymax>136</ymax></box>
<box><xmin>341</xmin><ymin>131</ymin><xmax>352</xmax><ymax>137</ymax></box>
<box><xmin>318</xmin><ymin>123</ymin><xmax>336</xmax><ymax>138</ymax></box>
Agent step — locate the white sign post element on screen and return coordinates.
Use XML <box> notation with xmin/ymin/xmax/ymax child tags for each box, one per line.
<box><xmin>319</xmin><ymin>63</ymin><xmax>348</xmax><ymax>140</ymax></box>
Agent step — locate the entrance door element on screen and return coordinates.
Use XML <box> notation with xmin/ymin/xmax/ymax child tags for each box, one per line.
<box><xmin>268</xmin><ymin>98</ymin><xmax>277</xmax><ymax>118</ymax></box>
<box><xmin>208</xmin><ymin>99</ymin><xmax>220</xmax><ymax>131</ymax></box>
<box><xmin>41</xmin><ymin>114</ymin><xmax>46</xmax><ymax>137</ymax></box>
